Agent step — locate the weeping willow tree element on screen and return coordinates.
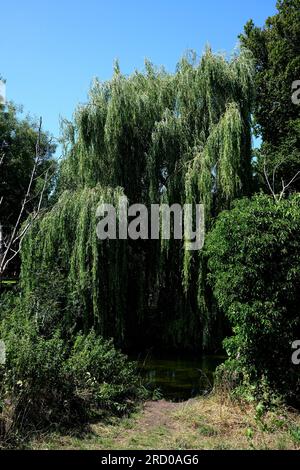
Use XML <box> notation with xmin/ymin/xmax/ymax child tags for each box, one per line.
<box><xmin>21</xmin><ymin>186</ymin><xmax>129</xmax><ymax>341</ymax></box>
<box><xmin>21</xmin><ymin>47</ymin><xmax>254</xmax><ymax>351</ymax></box>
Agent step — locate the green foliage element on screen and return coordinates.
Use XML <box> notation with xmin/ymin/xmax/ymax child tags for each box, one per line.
<box><xmin>22</xmin><ymin>48</ymin><xmax>254</xmax><ymax>351</ymax></box>
<box><xmin>0</xmin><ymin>102</ymin><xmax>56</xmax><ymax>281</ymax></box>
<box><xmin>0</xmin><ymin>103</ymin><xmax>56</xmax><ymax>226</ymax></box>
<box><xmin>240</xmin><ymin>0</ymin><xmax>300</xmax><ymax>193</ymax></box>
<box><xmin>21</xmin><ymin>186</ymin><xmax>127</xmax><ymax>342</ymax></box>
<box><xmin>0</xmin><ymin>293</ymin><xmax>144</xmax><ymax>440</ymax></box>
<box><xmin>206</xmin><ymin>194</ymin><xmax>300</xmax><ymax>403</ymax></box>
<box><xmin>22</xmin><ymin>268</ymin><xmax>69</xmax><ymax>337</ymax></box>
<box><xmin>289</xmin><ymin>425</ymin><xmax>300</xmax><ymax>443</ymax></box>
<box><xmin>68</xmin><ymin>331</ymin><xmax>142</xmax><ymax>414</ymax></box>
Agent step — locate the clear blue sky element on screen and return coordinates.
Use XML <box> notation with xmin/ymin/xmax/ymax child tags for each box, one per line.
<box><xmin>1</xmin><ymin>0</ymin><xmax>277</xmax><ymax>149</ymax></box>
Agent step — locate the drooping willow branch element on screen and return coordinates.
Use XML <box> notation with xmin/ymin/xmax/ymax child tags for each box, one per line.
<box><xmin>21</xmin><ymin>48</ymin><xmax>255</xmax><ymax>348</ymax></box>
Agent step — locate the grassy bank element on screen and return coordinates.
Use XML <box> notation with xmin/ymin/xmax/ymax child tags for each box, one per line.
<box><xmin>27</xmin><ymin>395</ymin><xmax>300</xmax><ymax>450</ymax></box>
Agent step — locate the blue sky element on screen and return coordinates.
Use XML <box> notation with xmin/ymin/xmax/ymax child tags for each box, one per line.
<box><xmin>1</xmin><ymin>0</ymin><xmax>277</xmax><ymax>149</ymax></box>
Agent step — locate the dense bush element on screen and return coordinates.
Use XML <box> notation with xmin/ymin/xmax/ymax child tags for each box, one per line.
<box><xmin>206</xmin><ymin>194</ymin><xmax>300</xmax><ymax>404</ymax></box>
<box><xmin>0</xmin><ymin>294</ymin><xmax>145</xmax><ymax>442</ymax></box>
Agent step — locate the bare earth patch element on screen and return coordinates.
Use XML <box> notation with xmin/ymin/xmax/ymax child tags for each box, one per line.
<box><xmin>29</xmin><ymin>396</ymin><xmax>300</xmax><ymax>450</ymax></box>
<box><xmin>135</xmin><ymin>400</ymin><xmax>180</xmax><ymax>429</ymax></box>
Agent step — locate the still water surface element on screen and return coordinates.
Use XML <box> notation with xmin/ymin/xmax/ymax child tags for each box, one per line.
<box><xmin>136</xmin><ymin>354</ymin><xmax>225</xmax><ymax>401</ymax></box>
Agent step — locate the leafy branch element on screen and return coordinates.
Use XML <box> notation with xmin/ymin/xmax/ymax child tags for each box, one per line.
<box><xmin>0</xmin><ymin>118</ymin><xmax>56</xmax><ymax>277</ymax></box>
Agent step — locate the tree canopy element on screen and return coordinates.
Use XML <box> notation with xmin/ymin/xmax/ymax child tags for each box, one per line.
<box><xmin>21</xmin><ymin>48</ymin><xmax>254</xmax><ymax>351</ymax></box>
<box><xmin>240</xmin><ymin>0</ymin><xmax>300</xmax><ymax>193</ymax></box>
<box><xmin>0</xmin><ymin>103</ymin><xmax>56</xmax><ymax>228</ymax></box>
<box><xmin>206</xmin><ymin>194</ymin><xmax>300</xmax><ymax>404</ymax></box>
<box><xmin>0</xmin><ymin>102</ymin><xmax>56</xmax><ymax>277</ymax></box>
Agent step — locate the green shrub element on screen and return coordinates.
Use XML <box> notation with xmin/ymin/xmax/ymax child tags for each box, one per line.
<box><xmin>206</xmin><ymin>194</ymin><xmax>300</xmax><ymax>404</ymax></box>
<box><xmin>0</xmin><ymin>294</ymin><xmax>145</xmax><ymax>441</ymax></box>
<box><xmin>68</xmin><ymin>331</ymin><xmax>142</xmax><ymax>414</ymax></box>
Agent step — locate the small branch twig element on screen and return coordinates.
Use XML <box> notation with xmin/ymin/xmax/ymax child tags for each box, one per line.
<box><xmin>0</xmin><ymin>118</ymin><xmax>55</xmax><ymax>277</ymax></box>
<box><xmin>278</xmin><ymin>171</ymin><xmax>300</xmax><ymax>202</ymax></box>
<box><xmin>0</xmin><ymin>152</ymin><xmax>4</xmax><ymax>207</ymax></box>
<box><xmin>263</xmin><ymin>156</ymin><xmax>300</xmax><ymax>203</ymax></box>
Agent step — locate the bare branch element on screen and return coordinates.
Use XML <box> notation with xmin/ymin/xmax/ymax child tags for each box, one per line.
<box><xmin>263</xmin><ymin>157</ymin><xmax>276</xmax><ymax>200</ymax></box>
<box><xmin>0</xmin><ymin>152</ymin><xmax>4</xmax><ymax>207</ymax></box>
<box><xmin>278</xmin><ymin>171</ymin><xmax>300</xmax><ymax>202</ymax></box>
<box><xmin>0</xmin><ymin>118</ymin><xmax>56</xmax><ymax>277</ymax></box>
<box><xmin>263</xmin><ymin>155</ymin><xmax>300</xmax><ymax>203</ymax></box>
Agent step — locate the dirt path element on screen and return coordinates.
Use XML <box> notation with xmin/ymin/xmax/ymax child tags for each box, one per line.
<box><xmin>112</xmin><ymin>400</ymin><xmax>183</xmax><ymax>449</ymax></box>
<box><xmin>30</xmin><ymin>397</ymin><xmax>300</xmax><ymax>450</ymax></box>
<box><xmin>136</xmin><ymin>400</ymin><xmax>180</xmax><ymax>429</ymax></box>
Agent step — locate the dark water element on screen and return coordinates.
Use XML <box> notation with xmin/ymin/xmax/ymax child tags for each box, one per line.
<box><xmin>136</xmin><ymin>354</ymin><xmax>225</xmax><ymax>401</ymax></box>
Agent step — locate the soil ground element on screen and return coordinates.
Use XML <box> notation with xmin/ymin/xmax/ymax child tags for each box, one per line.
<box><xmin>29</xmin><ymin>395</ymin><xmax>300</xmax><ymax>450</ymax></box>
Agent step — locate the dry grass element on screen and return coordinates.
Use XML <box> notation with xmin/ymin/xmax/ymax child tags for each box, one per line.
<box><xmin>28</xmin><ymin>395</ymin><xmax>300</xmax><ymax>450</ymax></box>
<box><xmin>172</xmin><ymin>394</ymin><xmax>300</xmax><ymax>449</ymax></box>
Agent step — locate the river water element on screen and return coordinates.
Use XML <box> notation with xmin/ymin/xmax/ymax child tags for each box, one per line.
<box><xmin>136</xmin><ymin>354</ymin><xmax>225</xmax><ymax>401</ymax></box>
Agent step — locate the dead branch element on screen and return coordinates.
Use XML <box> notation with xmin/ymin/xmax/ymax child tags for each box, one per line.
<box><xmin>263</xmin><ymin>156</ymin><xmax>300</xmax><ymax>203</ymax></box>
<box><xmin>0</xmin><ymin>152</ymin><xmax>4</xmax><ymax>207</ymax></box>
<box><xmin>0</xmin><ymin>118</ymin><xmax>56</xmax><ymax>277</ymax></box>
